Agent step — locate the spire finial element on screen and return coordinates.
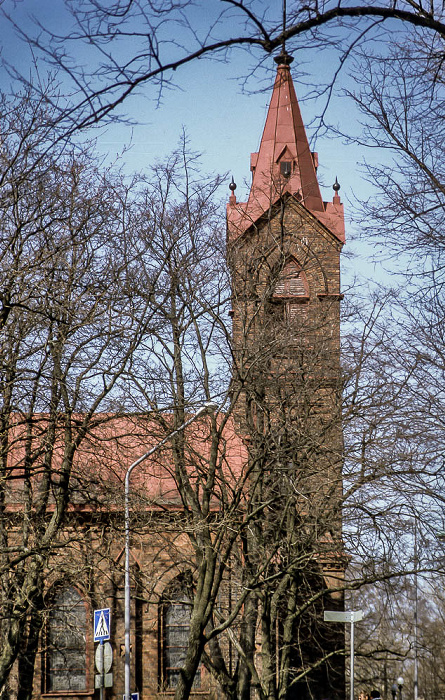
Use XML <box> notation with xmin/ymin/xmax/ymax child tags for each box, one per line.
<box><xmin>229</xmin><ymin>176</ymin><xmax>237</xmax><ymax>205</ymax></box>
<box><xmin>332</xmin><ymin>177</ymin><xmax>341</xmax><ymax>205</ymax></box>
<box><xmin>275</xmin><ymin>0</ymin><xmax>294</xmax><ymax>66</ymax></box>
<box><xmin>274</xmin><ymin>50</ymin><xmax>294</xmax><ymax>66</ymax></box>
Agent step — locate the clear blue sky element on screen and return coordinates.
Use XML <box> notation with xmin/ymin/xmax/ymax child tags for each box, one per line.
<box><xmin>0</xmin><ymin>0</ymin><xmax>386</xmax><ymax>283</ymax></box>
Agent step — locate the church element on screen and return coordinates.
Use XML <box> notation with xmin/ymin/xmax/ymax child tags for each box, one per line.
<box><xmin>4</xmin><ymin>51</ymin><xmax>346</xmax><ymax>700</ymax></box>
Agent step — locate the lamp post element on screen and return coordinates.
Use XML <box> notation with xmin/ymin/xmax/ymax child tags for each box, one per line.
<box><xmin>124</xmin><ymin>402</ymin><xmax>217</xmax><ymax>700</ymax></box>
<box><xmin>413</xmin><ymin>521</ymin><xmax>418</xmax><ymax>700</ymax></box>
<box><xmin>324</xmin><ymin>610</ymin><xmax>363</xmax><ymax>700</ymax></box>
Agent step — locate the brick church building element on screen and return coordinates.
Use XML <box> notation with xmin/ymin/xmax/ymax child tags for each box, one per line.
<box><xmin>4</xmin><ymin>52</ymin><xmax>346</xmax><ymax>700</ymax></box>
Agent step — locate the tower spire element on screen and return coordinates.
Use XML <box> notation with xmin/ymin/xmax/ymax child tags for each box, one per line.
<box><xmin>227</xmin><ymin>57</ymin><xmax>344</xmax><ymax>243</ymax></box>
<box><xmin>248</xmin><ymin>57</ymin><xmax>324</xmax><ymax>215</ymax></box>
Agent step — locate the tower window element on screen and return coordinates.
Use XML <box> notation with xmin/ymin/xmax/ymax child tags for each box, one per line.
<box><xmin>273</xmin><ymin>260</ymin><xmax>309</xmax><ymax>299</ymax></box>
<box><xmin>280</xmin><ymin>161</ymin><xmax>292</xmax><ymax>178</ymax></box>
<box><xmin>287</xmin><ymin>302</ymin><xmax>309</xmax><ymax>323</ymax></box>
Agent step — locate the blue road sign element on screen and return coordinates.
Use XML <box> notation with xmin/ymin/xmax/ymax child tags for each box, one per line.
<box><xmin>94</xmin><ymin>608</ymin><xmax>111</xmax><ymax>642</ymax></box>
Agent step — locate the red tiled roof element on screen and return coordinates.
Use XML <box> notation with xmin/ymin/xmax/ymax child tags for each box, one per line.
<box><xmin>5</xmin><ymin>413</ymin><xmax>248</xmax><ymax>510</ymax></box>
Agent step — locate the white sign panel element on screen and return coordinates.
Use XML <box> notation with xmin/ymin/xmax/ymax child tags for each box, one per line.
<box><xmin>95</xmin><ymin>641</ymin><xmax>113</xmax><ymax>673</ymax></box>
<box><xmin>95</xmin><ymin>672</ymin><xmax>113</xmax><ymax>688</ymax></box>
<box><xmin>324</xmin><ymin>610</ymin><xmax>363</xmax><ymax>623</ymax></box>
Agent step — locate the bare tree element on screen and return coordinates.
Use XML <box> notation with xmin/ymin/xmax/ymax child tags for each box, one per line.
<box><xmin>344</xmin><ymin>32</ymin><xmax>445</xmax><ymax>278</ymax></box>
<box><xmin>3</xmin><ymin>67</ymin><xmax>445</xmax><ymax>700</ymax></box>
<box><xmin>349</xmin><ymin>522</ymin><xmax>445</xmax><ymax>700</ymax></box>
<box><xmin>0</xmin><ymin>87</ymin><xmax>169</xmax><ymax>699</ymax></box>
<box><xmin>1</xmin><ymin>1</ymin><xmax>445</xmax><ymax>135</ymax></box>
<box><xmin>113</xmin><ymin>154</ymin><xmax>445</xmax><ymax>700</ymax></box>
<box><xmin>75</xmin><ymin>157</ymin><xmax>445</xmax><ymax>700</ymax></box>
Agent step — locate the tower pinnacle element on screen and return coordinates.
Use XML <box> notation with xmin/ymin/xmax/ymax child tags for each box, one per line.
<box><xmin>227</xmin><ymin>60</ymin><xmax>345</xmax><ymax>244</ymax></box>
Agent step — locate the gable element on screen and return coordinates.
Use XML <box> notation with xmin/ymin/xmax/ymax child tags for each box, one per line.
<box><xmin>228</xmin><ymin>192</ymin><xmax>344</xmax><ymax>251</ymax></box>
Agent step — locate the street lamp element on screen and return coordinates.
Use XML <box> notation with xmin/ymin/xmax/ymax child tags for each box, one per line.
<box><xmin>413</xmin><ymin>520</ymin><xmax>418</xmax><ymax>700</ymax></box>
<box><xmin>124</xmin><ymin>402</ymin><xmax>218</xmax><ymax>700</ymax></box>
<box><xmin>397</xmin><ymin>676</ymin><xmax>404</xmax><ymax>700</ymax></box>
<box><xmin>324</xmin><ymin>610</ymin><xmax>363</xmax><ymax>700</ymax></box>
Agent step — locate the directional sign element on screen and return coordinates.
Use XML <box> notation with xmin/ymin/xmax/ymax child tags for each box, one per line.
<box><xmin>324</xmin><ymin>610</ymin><xmax>363</xmax><ymax>623</ymax></box>
<box><xmin>122</xmin><ymin>694</ymin><xmax>139</xmax><ymax>700</ymax></box>
<box><xmin>94</xmin><ymin>608</ymin><xmax>111</xmax><ymax>642</ymax></box>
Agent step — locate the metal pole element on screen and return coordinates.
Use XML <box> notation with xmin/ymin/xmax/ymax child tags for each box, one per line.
<box><xmin>100</xmin><ymin>641</ymin><xmax>104</xmax><ymax>700</ymax></box>
<box><xmin>350</xmin><ymin>618</ymin><xmax>355</xmax><ymax>700</ymax></box>
<box><xmin>124</xmin><ymin>403</ymin><xmax>216</xmax><ymax>700</ymax></box>
<box><xmin>414</xmin><ymin>520</ymin><xmax>418</xmax><ymax>700</ymax></box>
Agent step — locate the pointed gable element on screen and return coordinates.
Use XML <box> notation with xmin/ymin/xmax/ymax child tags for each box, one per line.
<box><xmin>227</xmin><ymin>55</ymin><xmax>345</xmax><ymax>245</ymax></box>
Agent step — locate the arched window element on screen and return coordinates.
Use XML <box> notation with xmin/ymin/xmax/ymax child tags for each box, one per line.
<box><xmin>273</xmin><ymin>259</ymin><xmax>309</xmax><ymax>299</ymax></box>
<box><xmin>271</xmin><ymin>259</ymin><xmax>310</xmax><ymax>333</ymax></box>
<box><xmin>43</xmin><ymin>586</ymin><xmax>87</xmax><ymax>693</ymax></box>
<box><xmin>159</xmin><ymin>579</ymin><xmax>200</xmax><ymax>690</ymax></box>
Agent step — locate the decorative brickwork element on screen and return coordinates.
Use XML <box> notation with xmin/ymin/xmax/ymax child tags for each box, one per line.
<box><xmin>227</xmin><ymin>58</ymin><xmax>346</xmax><ymax>700</ymax></box>
<box><xmin>4</xmin><ymin>58</ymin><xmax>346</xmax><ymax>700</ymax></box>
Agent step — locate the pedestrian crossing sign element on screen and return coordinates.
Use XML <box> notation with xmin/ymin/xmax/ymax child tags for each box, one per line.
<box><xmin>94</xmin><ymin>608</ymin><xmax>111</xmax><ymax>642</ymax></box>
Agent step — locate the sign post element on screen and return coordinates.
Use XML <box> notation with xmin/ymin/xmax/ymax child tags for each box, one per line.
<box><xmin>94</xmin><ymin>609</ymin><xmax>112</xmax><ymax>700</ymax></box>
<box><xmin>324</xmin><ymin>610</ymin><xmax>363</xmax><ymax>700</ymax></box>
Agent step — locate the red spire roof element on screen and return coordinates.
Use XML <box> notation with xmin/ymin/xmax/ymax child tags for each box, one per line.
<box><xmin>227</xmin><ymin>59</ymin><xmax>345</xmax><ymax>244</ymax></box>
<box><xmin>249</xmin><ymin>60</ymin><xmax>324</xmax><ymax>213</ymax></box>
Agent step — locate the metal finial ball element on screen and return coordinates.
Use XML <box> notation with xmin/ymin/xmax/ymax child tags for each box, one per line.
<box><xmin>274</xmin><ymin>49</ymin><xmax>294</xmax><ymax>66</ymax></box>
<box><xmin>229</xmin><ymin>177</ymin><xmax>237</xmax><ymax>193</ymax></box>
<box><xmin>333</xmin><ymin>177</ymin><xmax>340</xmax><ymax>192</ymax></box>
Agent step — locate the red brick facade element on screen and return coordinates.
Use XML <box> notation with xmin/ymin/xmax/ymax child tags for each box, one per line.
<box><xmin>4</xmin><ymin>56</ymin><xmax>346</xmax><ymax>700</ymax></box>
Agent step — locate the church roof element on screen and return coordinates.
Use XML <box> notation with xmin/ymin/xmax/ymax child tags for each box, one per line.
<box><xmin>5</xmin><ymin>413</ymin><xmax>247</xmax><ymax>510</ymax></box>
<box><xmin>227</xmin><ymin>57</ymin><xmax>345</xmax><ymax>244</ymax></box>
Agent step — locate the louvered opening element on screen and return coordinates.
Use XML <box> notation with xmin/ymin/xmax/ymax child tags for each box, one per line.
<box><xmin>273</xmin><ymin>260</ymin><xmax>309</xmax><ymax>299</ymax></box>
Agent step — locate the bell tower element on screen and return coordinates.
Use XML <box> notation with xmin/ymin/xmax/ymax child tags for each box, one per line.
<box><xmin>227</xmin><ymin>52</ymin><xmax>346</xmax><ymax>700</ymax></box>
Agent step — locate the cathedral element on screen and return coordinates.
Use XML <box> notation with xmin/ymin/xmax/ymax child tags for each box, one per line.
<box><xmin>4</xmin><ymin>52</ymin><xmax>345</xmax><ymax>700</ymax></box>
